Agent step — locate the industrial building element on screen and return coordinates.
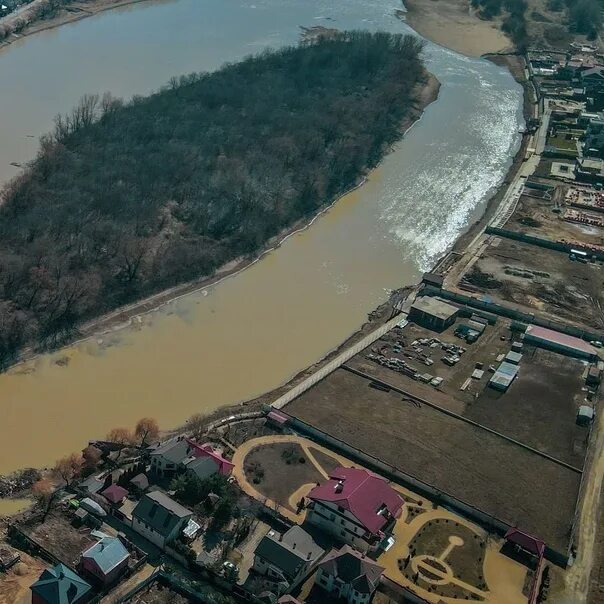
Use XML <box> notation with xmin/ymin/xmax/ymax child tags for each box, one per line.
<box><xmin>489</xmin><ymin>361</ymin><xmax>519</xmax><ymax>392</ymax></box>
<box><xmin>524</xmin><ymin>325</ymin><xmax>598</xmax><ymax>360</ymax></box>
<box><xmin>409</xmin><ymin>297</ymin><xmax>459</xmax><ymax>332</ymax></box>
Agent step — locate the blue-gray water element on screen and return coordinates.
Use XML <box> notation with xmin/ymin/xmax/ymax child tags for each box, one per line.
<box><xmin>0</xmin><ymin>0</ymin><xmax>523</xmax><ymax>474</ymax></box>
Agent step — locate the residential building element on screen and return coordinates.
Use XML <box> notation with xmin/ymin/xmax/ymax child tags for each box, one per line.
<box><xmin>80</xmin><ymin>535</ymin><xmax>130</xmax><ymax>586</ymax></box>
<box><xmin>150</xmin><ymin>436</ymin><xmax>233</xmax><ymax>481</ymax></box>
<box><xmin>149</xmin><ymin>436</ymin><xmax>192</xmax><ymax>478</ymax></box>
<box><xmin>253</xmin><ymin>526</ymin><xmax>324</xmax><ymax>588</ymax></box>
<box><xmin>314</xmin><ymin>546</ymin><xmax>384</xmax><ymax>604</ymax></box>
<box><xmin>30</xmin><ymin>563</ymin><xmax>91</xmax><ymax>604</ymax></box>
<box><xmin>182</xmin><ymin>443</ymin><xmax>234</xmax><ymax>481</ymax></box>
<box><xmin>101</xmin><ymin>484</ymin><xmax>128</xmax><ymax>507</ymax></box>
<box><xmin>131</xmin><ymin>491</ymin><xmax>192</xmax><ymax>549</ymax></box>
<box><xmin>306</xmin><ymin>467</ymin><xmax>403</xmax><ymax>552</ymax></box>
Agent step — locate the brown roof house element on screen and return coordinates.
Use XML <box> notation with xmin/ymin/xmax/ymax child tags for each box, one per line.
<box><xmin>314</xmin><ymin>546</ymin><xmax>384</xmax><ymax>604</ymax></box>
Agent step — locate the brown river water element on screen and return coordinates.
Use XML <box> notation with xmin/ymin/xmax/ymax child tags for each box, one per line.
<box><xmin>0</xmin><ymin>0</ymin><xmax>523</xmax><ymax>477</ymax></box>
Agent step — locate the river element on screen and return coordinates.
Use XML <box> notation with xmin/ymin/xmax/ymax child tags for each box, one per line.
<box><xmin>0</xmin><ymin>0</ymin><xmax>523</xmax><ymax>476</ymax></box>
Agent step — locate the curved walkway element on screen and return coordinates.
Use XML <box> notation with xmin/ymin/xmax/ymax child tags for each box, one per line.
<box><xmin>231</xmin><ymin>434</ymin><xmax>528</xmax><ymax>604</ymax></box>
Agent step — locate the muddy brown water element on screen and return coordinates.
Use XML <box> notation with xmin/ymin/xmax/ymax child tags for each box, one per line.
<box><xmin>0</xmin><ymin>0</ymin><xmax>523</xmax><ymax>477</ymax></box>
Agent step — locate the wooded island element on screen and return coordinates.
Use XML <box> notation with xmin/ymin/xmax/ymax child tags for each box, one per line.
<box><xmin>0</xmin><ymin>31</ymin><xmax>431</xmax><ymax>365</ymax></box>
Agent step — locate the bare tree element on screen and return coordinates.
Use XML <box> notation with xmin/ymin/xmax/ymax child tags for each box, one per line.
<box><xmin>134</xmin><ymin>417</ymin><xmax>160</xmax><ymax>447</ymax></box>
<box><xmin>187</xmin><ymin>413</ymin><xmax>206</xmax><ymax>441</ymax></box>
<box><xmin>52</xmin><ymin>453</ymin><xmax>83</xmax><ymax>487</ymax></box>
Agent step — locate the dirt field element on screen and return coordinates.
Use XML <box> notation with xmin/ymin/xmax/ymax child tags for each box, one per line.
<box><xmin>0</xmin><ymin>551</ymin><xmax>48</xmax><ymax>604</ymax></box>
<box><xmin>460</xmin><ymin>236</ymin><xmax>604</xmax><ymax>330</ymax></box>
<box><xmin>466</xmin><ymin>346</ymin><xmax>589</xmax><ymax>466</ymax></box>
<box><xmin>507</xmin><ymin>193</ymin><xmax>604</xmax><ymax>249</ymax></box>
<box><xmin>350</xmin><ymin>317</ymin><xmax>591</xmax><ymax>466</ymax></box>
<box><xmin>243</xmin><ymin>443</ymin><xmax>324</xmax><ymax>511</ymax></box>
<box><xmin>20</xmin><ymin>510</ymin><xmax>96</xmax><ymax>567</ymax></box>
<box><xmin>286</xmin><ymin>367</ymin><xmax>581</xmax><ymax>552</ymax></box>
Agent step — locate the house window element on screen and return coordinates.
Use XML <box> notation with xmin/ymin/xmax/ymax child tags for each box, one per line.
<box><xmin>337</xmin><ymin>505</ymin><xmax>344</xmax><ymax>512</ymax></box>
<box><xmin>341</xmin><ymin>530</ymin><xmax>346</xmax><ymax>536</ymax></box>
<box><xmin>330</xmin><ymin>514</ymin><xmax>336</xmax><ymax>521</ymax></box>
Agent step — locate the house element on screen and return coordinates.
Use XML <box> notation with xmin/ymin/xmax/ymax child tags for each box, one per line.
<box><xmin>182</xmin><ymin>442</ymin><xmax>234</xmax><ymax>481</ymax></box>
<box><xmin>314</xmin><ymin>546</ymin><xmax>384</xmax><ymax>604</ymax></box>
<box><xmin>101</xmin><ymin>484</ymin><xmax>128</xmax><ymax>507</ymax></box>
<box><xmin>78</xmin><ymin>475</ymin><xmax>105</xmax><ymax>497</ymax></box>
<box><xmin>306</xmin><ymin>467</ymin><xmax>403</xmax><ymax>552</ymax></box>
<box><xmin>131</xmin><ymin>491</ymin><xmax>193</xmax><ymax>549</ymax></box>
<box><xmin>80</xmin><ymin>535</ymin><xmax>130</xmax><ymax>586</ymax></box>
<box><xmin>30</xmin><ymin>563</ymin><xmax>91</xmax><ymax>604</ymax></box>
<box><xmin>149</xmin><ymin>436</ymin><xmax>192</xmax><ymax>478</ymax></box>
<box><xmin>149</xmin><ymin>436</ymin><xmax>233</xmax><ymax>481</ymax></box>
<box><xmin>575</xmin><ymin>156</ymin><xmax>604</xmax><ymax>182</ymax></box>
<box><xmin>129</xmin><ymin>473</ymin><xmax>149</xmax><ymax>494</ymax></box>
<box><xmin>253</xmin><ymin>526</ymin><xmax>324</xmax><ymax>588</ymax></box>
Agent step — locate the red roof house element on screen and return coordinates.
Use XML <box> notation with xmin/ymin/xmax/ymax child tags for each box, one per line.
<box><xmin>184</xmin><ymin>440</ymin><xmax>234</xmax><ymax>477</ymax></box>
<box><xmin>101</xmin><ymin>485</ymin><xmax>128</xmax><ymax>506</ymax></box>
<box><xmin>307</xmin><ymin>467</ymin><xmax>403</xmax><ymax>550</ymax></box>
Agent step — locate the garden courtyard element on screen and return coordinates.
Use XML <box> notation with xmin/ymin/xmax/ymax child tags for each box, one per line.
<box><xmin>231</xmin><ymin>435</ymin><xmax>533</xmax><ymax>604</ymax></box>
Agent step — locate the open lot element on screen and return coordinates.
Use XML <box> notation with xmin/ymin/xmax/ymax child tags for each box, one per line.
<box><xmin>349</xmin><ymin>319</ymin><xmax>591</xmax><ymax>467</ymax></box>
<box><xmin>243</xmin><ymin>442</ymin><xmax>324</xmax><ymax>512</ymax></box>
<box><xmin>20</xmin><ymin>510</ymin><xmax>96</xmax><ymax>567</ymax></box>
<box><xmin>460</xmin><ymin>236</ymin><xmax>604</xmax><ymax>330</ymax></box>
<box><xmin>506</xmin><ymin>192</ymin><xmax>604</xmax><ymax>249</ymax></box>
<box><xmin>285</xmin><ymin>367</ymin><xmax>581</xmax><ymax>552</ymax></box>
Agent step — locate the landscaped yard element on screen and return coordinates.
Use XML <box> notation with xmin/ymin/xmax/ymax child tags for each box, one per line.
<box><xmin>402</xmin><ymin>519</ymin><xmax>488</xmax><ymax>600</ymax></box>
<box><xmin>243</xmin><ymin>443</ymin><xmax>324</xmax><ymax>511</ymax></box>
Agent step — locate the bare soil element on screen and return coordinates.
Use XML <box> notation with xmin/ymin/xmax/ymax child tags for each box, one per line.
<box><xmin>403</xmin><ymin>0</ymin><xmax>511</xmax><ymax>57</ymax></box>
<box><xmin>20</xmin><ymin>510</ymin><xmax>95</xmax><ymax>567</ymax></box>
<box><xmin>285</xmin><ymin>367</ymin><xmax>581</xmax><ymax>552</ymax></box>
<box><xmin>461</xmin><ymin>237</ymin><xmax>604</xmax><ymax>331</ymax></box>
<box><xmin>242</xmin><ymin>443</ymin><xmax>323</xmax><ymax>511</ymax></box>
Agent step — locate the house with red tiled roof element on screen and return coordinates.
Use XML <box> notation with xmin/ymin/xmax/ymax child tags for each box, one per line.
<box><xmin>314</xmin><ymin>545</ymin><xmax>384</xmax><ymax>604</ymax></box>
<box><xmin>306</xmin><ymin>467</ymin><xmax>403</xmax><ymax>552</ymax></box>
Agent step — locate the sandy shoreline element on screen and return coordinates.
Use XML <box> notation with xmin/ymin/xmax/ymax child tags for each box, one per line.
<box><xmin>403</xmin><ymin>0</ymin><xmax>512</xmax><ymax>57</ymax></box>
<box><xmin>0</xmin><ymin>0</ymin><xmax>154</xmax><ymax>51</ymax></box>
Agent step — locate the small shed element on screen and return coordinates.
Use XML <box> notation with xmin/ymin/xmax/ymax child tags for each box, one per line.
<box><xmin>587</xmin><ymin>365</ymin><xmax>601</xmax><ymax>387</ymax></box>
<box><xmin>409</xmin><ymin>297</ymin><xmax>459</xmax><ymax>332</ymax></box>
<box><xmin>489</xmin><ymin>362</ymin><xmax>519</xmax><ymax>392</ymax></box>
<box><xmin>577</xmin><ymin>405</ymin><xmax>595</xmax><ymax>426</ymax></box>
<box><xmin>101</xmin><ymin>485</ymin><xmax>128</xmax><ymax>506</ymax></box>
<box><xmin>505</xmin><ymin>351</ymin><xmax>523</xmax><ymax>365</ymax></box>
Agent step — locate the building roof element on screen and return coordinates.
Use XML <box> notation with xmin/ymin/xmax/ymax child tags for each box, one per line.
<box><xmin>308</xmin><ymin>467</ymin><xmax>403</xmax><ymax>534</ymax></box>
<box><xmin>79</xmin><ymin>475</ymin><xmax>105</xmax><ymax>495</ymax></box>
<box><xmin>132</xmin><ymin>491</ymin><xmax>192</xmax><ymax>538</ymax></box>
<box><xmin>82</xmin><ymin>536</ymin><xmax>129</xmax><ymax>575</ymax></box>
<box><xmin>150</xmin><ymin>436</ymin><xmax>192</xmax><ymax>465</ymax></box>
<box><xmin>525</xmin><ymin>325</ymin><xmax>597</xmax><ymax>356</ymax></box>
<box><xmin>185</xmin><ymin>440</ymin><xmax>234</xmax><ymax>476</ymax></box>
<box><xmin>101</xmin><ymin>484</ymin><xmax>128</xmax><ymax>504</ymax></box>
<box><xmin>318</xmin><ymin>546</ymin><xmax>383</xmax><ymax>594</ymax></box>
<box><xmin>504</xmin><ymin>528</ymin><xmax>545</xmax><ymax>557</ymax></box>
<box><xmin>255</xmin><ymin>526</ymin><xmax>324</xmax><ymax>580</ymax></box>
<box><xmin>410</xmin><ymin>296</ymin><xmax>459</xmax><ymax>321</ymax></box>
<box><xmin>30</xmin><ymin>563</ymin><xmax>91</xmax><ymax>604</ymax></box>
<box><xmin>129</xmin><ymin>473</ymin><xmax>149</xmax><ymax>490</ymax></box>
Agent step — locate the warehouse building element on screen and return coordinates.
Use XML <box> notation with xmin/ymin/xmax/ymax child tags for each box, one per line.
<box><xmin>524</xmin><ymin>325</ymin><xmax>598</xmax><ymax>360</ymax></box>
<box><xmin>489</xmin><ymin>361</ymin><xmax>519</xmax><ymax>392</ymax></box>
<box><xmin>409</xmin><ymin>297</ymin><xmax>459</xmax><ymax>332</ymax></box>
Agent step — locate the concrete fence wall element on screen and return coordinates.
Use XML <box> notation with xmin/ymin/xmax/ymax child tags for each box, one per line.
<box><xmin>422</xmin><ymin>285</ymin><xmax>604</xmax><ymax>343</ymax></box>
<box><xmin>486</xmin><ymin>226</ymin><xmax>604</xmax><ymax>261</ymax></box>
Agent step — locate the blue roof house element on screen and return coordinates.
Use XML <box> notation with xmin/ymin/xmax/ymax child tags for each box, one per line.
<box><xmin>30</xmin><ymin>563</ymin><xmax>91</xmax><ymax>604</ymax></box>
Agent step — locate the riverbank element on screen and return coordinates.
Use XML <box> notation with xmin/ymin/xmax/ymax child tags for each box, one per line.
<box><xmin>403</xmin><ymin>0</ymin><xmax>512</xmax><ymax>57</ymax></box>
<box><xmin>0</xmin><ymin>0</ymin><xmax>154</xmax><ymax>50</ymax></box>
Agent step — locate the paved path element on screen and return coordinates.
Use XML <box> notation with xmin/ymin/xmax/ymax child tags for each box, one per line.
<box><xmin>271</xmin><ymin>311</ymin><xmax>409</xmax><ymax>410</ymax></box>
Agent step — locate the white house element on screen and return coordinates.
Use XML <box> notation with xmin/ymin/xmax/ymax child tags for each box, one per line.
<box><xmin>131</xmin><ymin>491</ymin><xmax>192</xmax><ymax>549</ymax></box>
<box><xmin>306</xmin><ymin>467</ymin><xmax>403</xmax><ymax>552</ymax></box>
<box><xmin>315</xmin><ymin>545</ymin><xmax>383</xmax><ymax>604</ymax></box>
<box><xmin>252</xmin><ymin>526</ymin><xmax>323</xmax><ymax>590</ymax></box>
